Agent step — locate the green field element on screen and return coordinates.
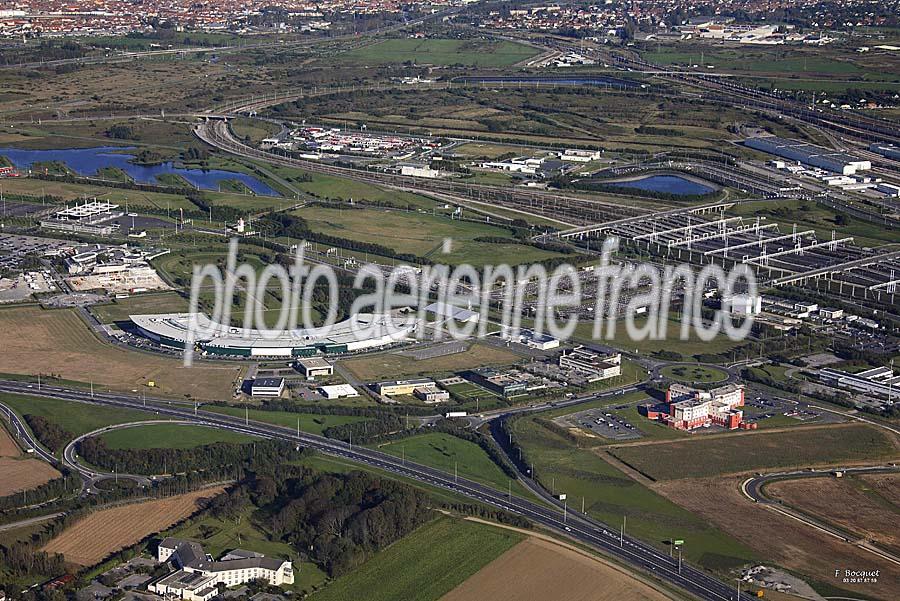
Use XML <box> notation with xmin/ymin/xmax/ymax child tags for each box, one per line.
<box><xmin>660</xmin><ymin>364</ymin><xmax>729</xmax><ymax>384</ymax></box>
<box><xmin>291</xmin><ymin>205</ymin><xmax>564</xmax><ymax>265</ymax></box>
<box><xmin>340</xmin><ymin>38</ymin><xmax>538</xmax><ymax>67</ymax></box>
<box><xmin>264</xmin><ymin>164</ymin><xmax>436</xmax><ymax>209</ymax></box>
<box><xmin>375</xmin><ymin>432</ymin><xmax>529</xmax><ymax>498</ymax></box>
<box><xmin>91</xmin><ymin>291</ymin><xmax>189</xmax><ymax>323</ymax></box>
<box><xmin>309</xmin><ymin>517</ymin><xmax>522</xmax><ymax>601</ymax></box>
<box><xmin>610</xmin><ymin>424</ymin><xmax>898</xmax><ymax>481</ymax></box>
<box><xmin>511</xmin><ymin>392</ymin><xmax>757</xmax><ymax>569</ymax></box>
<box><xmin>0</xmin><ymin>393</ymin><xmax>157</xmax><ymax>439</ymax></box>
<box><xmin>205</xmin><ymin>405</ymin><xmax>367</xmax><ymax>436</ymax></box>
<box><xmin>99</xmin><ymin>423</ymin><xmax>258</xmax><ymax>449</ymax></box>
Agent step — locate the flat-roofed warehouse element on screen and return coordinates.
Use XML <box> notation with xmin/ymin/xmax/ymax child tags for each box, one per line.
<box><xmin>130</xmin><ymin>312</ymin><xmax>415</xmax><ymax>357</ymax></box>
<box><xmin>745</xmin><ymin>136</ymin><xmax>871</xmax><ymax>175</ymax></box>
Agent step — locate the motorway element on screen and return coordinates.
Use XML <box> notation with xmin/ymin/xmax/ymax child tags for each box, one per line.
<box><xmin>0</xmin><ymin>378</ymin><xmax>753</xmax><ymax>601</ymax></box>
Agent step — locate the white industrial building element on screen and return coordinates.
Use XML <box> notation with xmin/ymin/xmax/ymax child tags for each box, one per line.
<box><xmin>151</xmin><ymin>538</ymin><xmax>293</xmax><ymax>601</ymax></box>
<box><xmin>250</xmin><ymin>377</ymin><xmax>285</xmax><ymax>397</ymax></box>
<box><xmin>319</xmin><ymin>384</ymin><xmax>359</xmax><ymax>400</ymax></box>
<box><xmin>819</xmin><ymin>366</ymin><xmax>900</xmax><ymax>401</ymax></box>
<box><xmin>295</xmin><ymin>357</ymin><xmax>333</xmax><ymax>379</ymax></box>
<box><xmin>745</xmin><ymin>136</ymin><xmax>871</xmax><ymax>175</ymax></box>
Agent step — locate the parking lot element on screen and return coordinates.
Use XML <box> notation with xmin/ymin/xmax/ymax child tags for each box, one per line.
<box><xmin>557</xmin><ymin>406</ymin><xmax>642</xmax><ymax>441</ymax></box>
<box><xmin>741</xmin><ymin>391</ymin><xmax>845</xmax><ymax>426</ymax></box>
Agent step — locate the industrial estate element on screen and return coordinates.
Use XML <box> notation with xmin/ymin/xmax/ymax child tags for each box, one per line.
<box><xmin>0</xmin><ymin>3</ymin><xmax>898</xmax><ymax>601</ymax></box>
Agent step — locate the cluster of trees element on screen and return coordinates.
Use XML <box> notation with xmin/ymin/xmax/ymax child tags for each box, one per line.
<box><xmin>635</xmin><ymin>125</ymin><xmax>684</xmax><ymax>137</ymax></box>
<box><xmin>181</xmin><ymin>147</ymin><xmax>210</xmax><ymax>163</ymax></box>
<box><xmin>266</xmin><ymin>470</ymin><xmax>433</xmax><ymax>576</ymax></box>
<box><xmin>741</xmin><ymin>367</ymin><xmax>801</xmax><ymax>394</ymax></box>
<box><xmin>23</xmin><ymin>415</ymin><xmax>72</xmax><ymax>453</ymax></box>
<box><xmin>0</xmin><ymin>543</ymin><xmax>66</xmax><ymax>580</ymax></box>
<box><xmin>105</xmin><ymin>124</ymin><xmax>136</xmax><ymax>140</ymax></box>
<box><xmin>323</xmin><ymin>414</ymin><xmax>404</xmax><ymax>443</ymax></box>
<box><xmin>0</xmin><ymin>473</ymin><xmax>76</xmax><ymax>512</ymax></box>
<box><xmin>76</xmin><ymin>437</ymin><xmax>302</xmax><ymax>476</ymax></box>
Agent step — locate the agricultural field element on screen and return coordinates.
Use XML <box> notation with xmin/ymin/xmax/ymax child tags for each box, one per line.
<box><xmin>338</xmin><ymin>38</ymin><xmax>539</xmax><ymax>67</ymax></box>
<box><xmin>0</xmin><ymin>422</ymin><xmax>61</xmax><ymax>496</ymax></box>
<box><xmin>374</xmin><ymin>432</ymin><xmax>528</xmax><ymax>497</ymax></box>
<box><xmin>339</xmin><ymin>343</ymin><xmax>521</xmax><ymax>381</ymax></box>
<box><xmin>766</xmin><ymin>472</ymin><xmax>900</xmax><ymax>557</ymax></box>
<box><xmin>510</xmin><ymin>393</ymin><xmax>757</xmax><ymax>569</ymax></box>
<box><xmin>42</xmin><ymin>486</ymin><xmax>226</xmax><ymax>565</ymax></box>
<box><xmin>728</xmin><ymin>199</ymin><xmax>900</xmax><ymax>247</ymax></box>
<box><xmin>90</xmin><ymin>291</ymin><xmax>189</xmax><ymax>324</ymax></box>
<box><xmin>309</xmin><ymin>517</ymin><xmax>522</xmax><ymax>601</ymax></box>
<box><xmin>291</xmin><ymin>205</ymin><xmax>565</xmax><ymax>265</ymax></box>
<box><xmin>610</xmin><ymin>423</ymin><xmax>898</xmax><ymax>481</ymax></box>
<box><xmin>99</xmin><ymin>423</ymin><xmax>258</xmax><ymax>450</ymax></box>
<box><xmin>442</xmin><ymin>534</ymin><xmax>673</xmax><ymax>601</ymax></box>
<box><xmin>205</xmin><ymin>405</ymin><xmax>368</xmax><ymax>436</ymax></box>
<box><xmin>0</xmin><ymin>306</ymin><xmax>244</xmax><ymax>400</ymax></box>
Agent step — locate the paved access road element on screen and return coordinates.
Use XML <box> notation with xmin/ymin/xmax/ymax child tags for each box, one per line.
<box><xmin>0</xmin><ymin>379</ymin><xmax>753</xmax><ymax>601</ymax></box>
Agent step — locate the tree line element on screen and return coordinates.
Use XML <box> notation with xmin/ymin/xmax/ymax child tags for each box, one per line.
<box><xmin>76</xmin><ymin>437</ymin><xmax>303</xmax><ymax>476</ymax></box>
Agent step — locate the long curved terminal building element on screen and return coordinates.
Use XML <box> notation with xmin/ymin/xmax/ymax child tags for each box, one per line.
<box><xmin>130</xmin><ymin>312</ymin><xmax>416</xmax><ymax>357</ymax></box>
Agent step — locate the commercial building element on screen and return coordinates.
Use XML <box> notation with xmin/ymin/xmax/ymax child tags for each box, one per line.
<box><xmin>151</xmin><ymin>538</ymin><xmax>293</xmax><ymax>601</ymax></box>
<box><xmin>510</xmin><ymin>329</ymin><xmax>560</xmax><ymax>350</ymax></box>
<box><xmin>644</xmin><ymin>383</ymin><xmax>749</xmax><ymax>430</ymax></box>
<box><xmin>558</xmin><ymin>346</ymin><xmax>622</xmax><ymax>382</ymax></box>
<box><xmin>319</xmin><ymin>384</ymin><xmax>359</xmax><ymax>400</ymax></box>
<box><xmin>251</xmin><ymin>378</ymin><xmax>285</xmax><ymax>398</ymax></box>
<box><xmin>130</xmin><ymin>312</ymin><xmax>415</xmax><ymax>357</ymax></box>
<box><xmin>819</xmin><ymin>307</ymin><xmax>844</xmax><ymax>320</ymax></box>
<box><xmin>376</xmin><ymin>378</ymin><xmax>436</xmax><ymax>396</ymax></box>
<box><xmin>295</xmin><ymin>357</ymin><xmax>333</xmax><ymax>379</ymax></box>
<box><xmin>559</xmin><ymin>149</ymin><xmax>603</xmax><ymax>162</ymax></box>
<box><xmin>745</xmin><ymin>136</ymin><xmax>871</xmax><ymax>175</ymax></box>
<box><xmin>413</xmin><ymin>384</ymin><xmax>450</xmax><ymax>403</ymax></box>
<box><xmin>465</xmin><ymin>367</ymin><xmax>529</xmax><ymax>398</ymax></box>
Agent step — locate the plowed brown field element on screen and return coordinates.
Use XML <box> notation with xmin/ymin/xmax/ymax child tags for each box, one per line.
<box><xmin>0</xmin><ymin>425</ymin><xmax>60</xmax><ymax>496</ymax></box>
<box><xmin>440</xmin><ymin>536</ymin><xmax>673</xmax><ymax>601</ymax></box>
<box><xmin>42</xmin><ymin>486</ymin><xmax>225</xmax><ymax>566</ymax></box>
